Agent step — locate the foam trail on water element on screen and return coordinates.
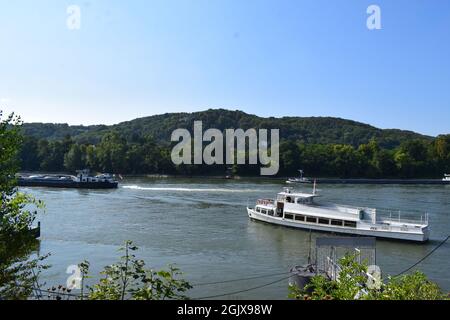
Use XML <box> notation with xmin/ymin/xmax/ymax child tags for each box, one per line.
<box><xmin>133</xmin><ymin>195</ymin><xmax>244</xmax><ymax>207</ymax></box>
<box><xmin>122</xmin><ymin>185</ymin><xmax>263</xmax><ymax>193</ymax></box>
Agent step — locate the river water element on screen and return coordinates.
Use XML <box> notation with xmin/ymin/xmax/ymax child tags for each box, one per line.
<box><xmin>24</xmin><ymin>177</ymin><xmax>450</xmax><ymax>299</ymax></box>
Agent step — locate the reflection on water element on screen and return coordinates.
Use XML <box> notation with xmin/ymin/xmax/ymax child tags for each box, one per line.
<box><xmin>21</xmin><ymin>178</ymin><xmax>450</xmax><ymax>299</ymax></box>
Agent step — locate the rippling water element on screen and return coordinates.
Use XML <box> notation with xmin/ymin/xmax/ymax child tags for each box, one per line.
<box><xmin>24</xmin><ymin>177</ymin><xmax>450</xmax><ymax>299</ymax></box>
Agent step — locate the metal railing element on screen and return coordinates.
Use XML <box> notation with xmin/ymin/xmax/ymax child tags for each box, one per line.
<box><xmin>256</xmin><ymin>199</ymin><xmax>274</xmax><ymax>206</ymax></box>
<box><xmin>373</xmin><ymin>209</ymin><xmax>428</xmax><ymax>225</ymax></box>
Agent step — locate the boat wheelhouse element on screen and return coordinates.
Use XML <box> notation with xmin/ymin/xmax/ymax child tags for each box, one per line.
<box><xmin>247</xmin><ymin>187</ymin><xmax>429</xmax><ymax>242</ymax></box>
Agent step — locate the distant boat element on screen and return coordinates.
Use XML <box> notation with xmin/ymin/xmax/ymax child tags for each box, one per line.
<box><xmin>247</xmin><ymin>185</ymin><xmax>429</xmax><ymax>242</ymax></box>
<box><xmin>225</xmin><ymin>166</ymin><xmax>234</xmax><ymax>179</ymax></box>
<box><xmin>18</xmin><ymin>169</ymin><xmax>118</xmax><ymax>189</ymax></box>
<box><xmin>286</xmin><ymin>170</ymin><xmax>312</xmax><ymax>184</ymax></box>
<box><xmin>443</xmin><ymin>174</ymin><xmax>450</xmax><ymax>182</ymax></box>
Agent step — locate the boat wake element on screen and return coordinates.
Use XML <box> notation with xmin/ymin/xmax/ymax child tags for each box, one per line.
<box><xmin>122</xmin><ymin>185</ymin><xmax>263</xmax><ymax>193</ymax></box>
<box><xmin>133</xmin><ymin>195</ymin><xmax>243</xmax><ymax>207</ymax></box>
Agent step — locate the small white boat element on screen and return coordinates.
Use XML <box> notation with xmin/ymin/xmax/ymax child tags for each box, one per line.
<box><xmin>286</xmin><ymin>170</ymin><xmax>312</xmax><ymax>184</ymax></box>
<box><xmin>443</xmin><ymin>174</ymin><xmax>450</xmax><ymax>182</ymax></box>
<box><xmin>247</xmin><ymin>185</ymin><xmax>429</xmax><ymax>242</ymax></box>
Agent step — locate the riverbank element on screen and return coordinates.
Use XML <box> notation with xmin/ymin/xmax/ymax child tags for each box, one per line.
<box><xmin>18</xmin><ymin>171</ymin><xmax>450</xmax><ymax>185</ymax></box>
<box><xmin>312</xmin><ymin>178</ymin><xmax>450</xmax><ymax>185</ymax></box>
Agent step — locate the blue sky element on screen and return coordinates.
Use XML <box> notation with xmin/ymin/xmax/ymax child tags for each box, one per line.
<box><xmin>0</xmin><ymin>0</ymin><xmax>449</xmax><ymax>136</ymax></box>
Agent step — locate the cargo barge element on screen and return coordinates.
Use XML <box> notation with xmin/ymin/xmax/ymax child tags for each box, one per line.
<box><xmin>18</xmin><ymin>170</ymin><xmax>119</xmax><ymax>189</ymax></box>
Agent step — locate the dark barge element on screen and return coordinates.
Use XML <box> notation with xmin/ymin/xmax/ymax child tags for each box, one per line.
<box><xmin>18</xmin><ymin>170</ymin><xmax>118</xmax><ymax>189</ymax></box>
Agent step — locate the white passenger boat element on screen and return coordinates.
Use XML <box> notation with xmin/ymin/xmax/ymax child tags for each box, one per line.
<box><xmin>286</xmin><ymin>170</ymin><xmax>312</xmax><ymax>184</ymax></box>
<box><xmin>443</xmin><ymin>174</ymin><xmax>450</xmax><ymax>182</ymax></box>
<box><xmin>247</xmin><ymin>186</ymin><xmax>429</xmax><ymax>242</ymax></box>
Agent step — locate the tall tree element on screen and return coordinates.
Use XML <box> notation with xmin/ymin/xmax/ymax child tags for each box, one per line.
<box><xmin>64</xmin><ymin>144</ymin><xmax>85</xmax><ymax>171</ymax></box>
<box><xmin>0</xmin><ymin>111</ymin><xmax>47</xmax><ymax>299</ymax></box>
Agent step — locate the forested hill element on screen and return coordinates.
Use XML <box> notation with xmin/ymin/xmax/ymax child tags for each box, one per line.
<box><xmin>19</xmin><ymin>109</ymin><xmax>449</xmax><ymax>178</ymax></box>
<box><xmin>21</xmin><ymin>109</ymin><xmax>432</xmax><ymax>149</ymax></box>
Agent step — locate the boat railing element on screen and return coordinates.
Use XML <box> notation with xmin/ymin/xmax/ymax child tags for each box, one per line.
<box><xmin>325</xmin><ymin>256</ymin><xmax>342</xmax><ymax>281</ymax></box>
<box><xmin>317</xmin><ymin>201</ymin><xmax>428</xmax><ymax>225</ymax></box>
<box><xmin>311</xmin><ymin>201</ymin><xmax>366</xmax><ymax>215</ymax></box>
<box><xmin>316</xmin><ymin>201</ymin><xmax>366</xmax><ymax>210</ymax></box>
<box><xmin>256</xmin><ymin>199</ymin><xmax>274</xmax><ymax>206</ymax></box>
<box><xmin>372</xmin><ymin>208</ymin><xmax>428</xmax><ymax>226</ymax></box>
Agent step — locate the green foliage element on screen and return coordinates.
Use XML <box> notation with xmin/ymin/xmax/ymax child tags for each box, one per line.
<box><xmin>329</xmin><ymin>254</ymin><xmax>368</xmax><ymax>300</ymax></box>
<box><xmin>291</xmin><ymin>254</ymin><xmax>368</xmax><ymax>300</ymax></box>
<box><xmin>81</xmin><ymin>241</ymin><xmax>192</xmax><ymax>300</ymax></box>
<box><xmin>0</xmin><ymin>112</ymin><xmax>22</xmax><ymax>192</ymax></box>
<box><xmin>0</xmin><ymin>111</ymin><xmax>48</xmax><ymax>300</ymax></box>
<box><xmin>21</xmin><ymin>109</ymin><xmax>432</xmax><ymax>147</ymax></box>
<box><xmin>17</xmin><ymin>110</ymin><xmax>449</xmax><ymax>178</ymax></box>
<box><xmin>369</xmin><ymin>272</ymin><xmax>446</xmax><ymax>300</ymax></box>
<box><xmin>0</xmin><ymin>243</ymin><xmax>49</xmax><ymax>300</ymax></box>
<box><xmin>289</xmin><ymin>254</ymin><xmax>448</xmax><ymax>300</ymax></box>
<box><xmin>288</xmin><ymin>276</ymin><xmax>335</xmax><ymax>300</ymax></box>
<box><xmin>64</xmin><ymin>144</ymin><xmax>85</xmax><ymax>171</ymax></box>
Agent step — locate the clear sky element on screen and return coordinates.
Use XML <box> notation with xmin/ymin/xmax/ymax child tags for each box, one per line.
<box><xmin>0</xmin><ymin>0</ymin><xmax>449</xmax><ymax>136</ymax></box>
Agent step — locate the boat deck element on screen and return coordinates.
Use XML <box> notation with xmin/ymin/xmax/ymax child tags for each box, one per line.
<box><xmin>283</xmin><ymin>202</ymin><xmax>362</xmax><ymax>221</ymax></box>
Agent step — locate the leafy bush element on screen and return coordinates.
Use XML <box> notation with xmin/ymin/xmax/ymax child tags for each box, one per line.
<box><xmin>289</xmin><ymin>253</ymin><xmax>448</xmax><ymax>300</ymax></box>
<box><xmin>0</xmin><ymin>111</ymin><xmax>48</xmax><ymax>300</ymax></box>
<box><xmin>79</xmin><ymin>241</ymin><xmax>192</xmax><ymax>300</ymax></box>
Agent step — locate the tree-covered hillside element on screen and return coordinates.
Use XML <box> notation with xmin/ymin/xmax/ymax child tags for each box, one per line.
<box><xmin>17</xmin><ymin>109</ymin><xmax>450</xmax><ymax>178</ymax></box>
<box><xmin>22</xmin><ymin>109</ymin><xmax>431</xmax><ymax>148</ymax></box>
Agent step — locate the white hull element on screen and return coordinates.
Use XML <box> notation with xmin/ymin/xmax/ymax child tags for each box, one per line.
<box><xmin>247</xmin><ymin>208</ymin><xmax>428</xmax><ymax>242</ymax></box>
<box><xmin>286</xmin><ymin>179</ymin><xmax>311</xmax><ymax>184</ymax></box>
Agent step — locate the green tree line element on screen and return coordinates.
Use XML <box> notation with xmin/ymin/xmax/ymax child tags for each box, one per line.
<box><xmin>19</xmin><ymin>131</ymin><xmax>450</xmax><ymax>178</ymax></box>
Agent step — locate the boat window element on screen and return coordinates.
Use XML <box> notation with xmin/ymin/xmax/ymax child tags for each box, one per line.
<box><xmin>306</xmin><ymin>216</ymin><xmax>317</xmax><ymax>223</ymax></box>
<box><xmin>295</xmin><ymin>215</ymin><xmax>305</xmax><ymax>221</ymax></box>
<box><xmin>286</xmin><ymin>196</ymin><xmax>293</xmax><ymax>203</ymax></box>
<box><xmin>261</xmin><ymin>209</ymin><xmax>267</xmax><ymax>215</ymax></box>
<box><xmin>269</xmin><ymin>210</ymin><xmax>275</xmax><ymax>216</ymax></box>
<box><xmin>331</xmin><ymin>219</ymin><xmax>343</xmax><ymax>226</ymax></box>
<box><xmin>344</xmin><ymin>221</ymin><xmax>357</xmax><ymax>228</ymax></box>
<box><xmin>256</xmin><ymin>207</ymin><xmax>261</xmax><ymax>213</ymax></box>
<box><xmin>318</xmin><ymin>218</ymin><xmax>329</xmax><ymax>225</ymax></box>
<box><xmin>284</xmin><ymin>213</ymin><xmax>294</xmax><ymax>220</ymax></box>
